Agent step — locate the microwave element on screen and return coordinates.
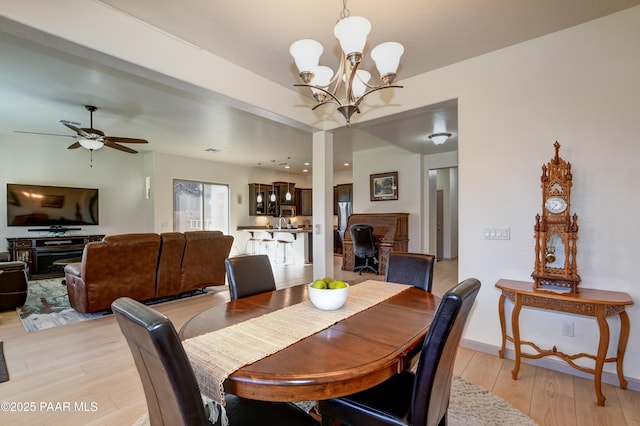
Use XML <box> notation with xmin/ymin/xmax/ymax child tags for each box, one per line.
<box><xmin>280</xmin><ymin>205</ymin><xmax>296</xmax><ymax>217</ymax></box>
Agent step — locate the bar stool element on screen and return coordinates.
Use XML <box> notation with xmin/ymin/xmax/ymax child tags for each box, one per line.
<box><xmin>258</xmin><ymin>231</ymin><xmax>276</xmax><ymax>261</ymax></box>
<box><xmin>275</xmin><ymin>233</ymin><xmax>295</xmax><ymax>265</ymax></box>
<box><xmin>245</xmin><ymin>232</ymin><xmax>261</xmax><ymax>255</ymax></box>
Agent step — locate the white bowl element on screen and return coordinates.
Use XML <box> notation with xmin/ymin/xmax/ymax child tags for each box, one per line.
<box><xmin>308</xmin><ymin>282</ymin><xmax>349</xmax><ymax>310</ymax></box>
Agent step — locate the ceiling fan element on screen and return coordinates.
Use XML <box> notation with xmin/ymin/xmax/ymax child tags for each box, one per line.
<box><xmin>16</xmin><ymin>105</ymin><xmax>149</xmax><ymax>154</ymax></box>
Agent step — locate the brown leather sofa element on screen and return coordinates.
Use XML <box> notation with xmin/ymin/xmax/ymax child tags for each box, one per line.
<box><xmin>0</xmin><ymin>260</ymin><xmax>29</xmax><ymax>311</ymax></box>
<box><xmin>65</xmin><ymin>231</ymin><xmax>233</xmax><ymax>313</ymax></box>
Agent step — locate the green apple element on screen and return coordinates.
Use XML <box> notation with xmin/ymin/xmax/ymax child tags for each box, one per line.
<box><xmin>322</xmin><ymin>276</ymin><xmax>334</xmax><ymax>284</ymax></box>
<box><xmin>311</xmin><ymin>279</ymin><xmax>327</xmax><ymax>289</ymax></box>
<box><xmin>328</xmin><ymin>280</ymin><xmax>347</xmax><ymax>289</ymax></box>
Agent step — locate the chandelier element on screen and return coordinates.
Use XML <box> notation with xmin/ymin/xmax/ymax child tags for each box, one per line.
<box><xmin>290</xmin><ymin>0</ymin><xmax>404</xmax><ymax>125</ymax></box>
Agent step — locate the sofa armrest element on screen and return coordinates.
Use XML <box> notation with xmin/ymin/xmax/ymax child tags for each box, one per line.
<box><xmin>64</xmin><ymin>262</ymin><xmax>82</xmax><ymax>277</ymax></box>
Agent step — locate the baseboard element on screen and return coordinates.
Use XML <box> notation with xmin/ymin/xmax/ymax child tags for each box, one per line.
<box><xmin>460</xmin><ymin>338</ymin><xmax>640</xmax><ymax>392</ymax></box>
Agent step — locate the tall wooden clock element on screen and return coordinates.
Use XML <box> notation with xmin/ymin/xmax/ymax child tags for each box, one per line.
<box><xmin>532</xmin><ymin>142</ymin><xmax>581</xmax><ymax>292</ymax></box>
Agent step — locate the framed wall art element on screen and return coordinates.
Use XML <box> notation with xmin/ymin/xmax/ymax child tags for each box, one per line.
<box><xmin>370</xmin><ymin>171</ymin><xmax>398</xmax><ymax>201</ymax></box>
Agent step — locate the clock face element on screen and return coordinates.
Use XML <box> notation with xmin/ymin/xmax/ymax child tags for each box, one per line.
<box><xmin>545</xmin><ymin>197</ymin><xmax>567</xmax><ymax>214</ymax></box>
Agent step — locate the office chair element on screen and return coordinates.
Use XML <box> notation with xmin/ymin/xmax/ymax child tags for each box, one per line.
<box><xmin>350</xmin><ymin>224</ymin><xmax>378</xmax><ymax>275</ymax></box>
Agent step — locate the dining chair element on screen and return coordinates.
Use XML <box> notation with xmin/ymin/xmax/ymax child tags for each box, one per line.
<box><xmin>112</xmin><ymin>297</ymin><xmax>319</xmax><ymax>426</ymax></box>
<box><xmin>385</xmin><ymin>252</ymin><xmax>436</xmax><ymax>292</ymax></box>
<box><xmin>349</xmin><ymin>224</ymin><xmax>378</xmax><ymax>274</ymax></box>
<box><xmin>317</xmin><ymin>278</ymin><xmax>481</xmax><ymax>426</ymax></box>
<box><xmin>225</xmin><ymin>254</ymin><xmax>277</xmax><ymax>301</ymax></box>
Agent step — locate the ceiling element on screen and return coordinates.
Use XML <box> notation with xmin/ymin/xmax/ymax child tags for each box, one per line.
<box><xmin>1</xmin><ymin>1</ymin><xmax>638</xmax><ymax>174</ymax></box>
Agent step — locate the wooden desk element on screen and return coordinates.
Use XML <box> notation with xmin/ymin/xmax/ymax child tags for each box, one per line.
<box><xmin>181</xmin><ymin>282</ymin><xmax>438</xmax><ymax>402</ymax></box>
<box><xmin>495</xmin><ymin>279</ymin><xmax>633</xmax><ymax>406</ymax></box>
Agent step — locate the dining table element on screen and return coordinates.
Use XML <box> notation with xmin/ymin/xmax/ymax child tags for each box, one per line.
<box><xmin>180</xmin><ymin>280</ymin><xmax>439</xmax><ymax>403</ymax></box>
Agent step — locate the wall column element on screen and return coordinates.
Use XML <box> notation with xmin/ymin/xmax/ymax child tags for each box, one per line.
<box><xmin>312</xmin><ymin>131</ymin><xmax>333</xmax><ymax>279</ymax></box>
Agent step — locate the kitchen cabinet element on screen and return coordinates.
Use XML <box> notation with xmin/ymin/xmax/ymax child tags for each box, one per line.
<box><xmin>298</xmin><ymin>188</ymin><xmax>312</xmax><ymax>216</ymax></box>
<box><xmin>248</xmin><ymin>183</ymin><xmax>267</xmax><ymax>215</ymax></box>
<box><xmin>273</xmin><ymin>181</ymin><xmax>295</xmax><ymax>205</ymax></box>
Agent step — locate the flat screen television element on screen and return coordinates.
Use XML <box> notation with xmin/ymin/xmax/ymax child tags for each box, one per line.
<box><xmin>6</xmin><ymin>183</ymin><xmax>99</xmax><ymax>227</ymax></box>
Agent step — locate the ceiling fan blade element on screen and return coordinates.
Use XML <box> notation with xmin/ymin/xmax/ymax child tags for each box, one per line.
<box><xmin>67</xmin><ymin>141</ymin><xmax>81</xmax><ymax>149</ymax></box>
<box><xmin>63</xmin><ymin>123</ymin><xmax>90</xmax><ymax>138</ymax></box>
<box><xmin>105</xmin><ymin>140</ymin><xmax>138</xmax><ymax>154</ymax></box>
<box><xmin>104</xmin><ymin>136</ymin><xmax>148</xmax><ymax>144</ymax></box>
<box><xmin>14</xmin><ymin>130</ymin><xmax>76</xmax><ymax>138</ymax></box>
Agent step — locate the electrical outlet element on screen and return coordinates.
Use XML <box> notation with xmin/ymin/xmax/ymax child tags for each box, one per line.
<box><xmin>562</xmin><ymin>320</ymin><xmax>574</xmax><ymax>337</ymax></box>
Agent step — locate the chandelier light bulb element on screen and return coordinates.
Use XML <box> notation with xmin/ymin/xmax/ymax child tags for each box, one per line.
<box><xmin>270</xmin><ymin>192</ymin><xmax>276</xmax><ymax>202</ymax></box>
<box><xmin>285</xmin><ymin>191</ymin><xmax>292</xmax><ymax>201</ymax></box>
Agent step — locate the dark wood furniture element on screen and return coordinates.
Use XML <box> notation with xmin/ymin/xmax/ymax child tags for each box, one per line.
<box><xmin>496</xmin><ymin>279</ymin><xmax>633</xmax><ymax>406</ymax></box>
<box><xmin>113</xmin><ymin>297</ymin><xmax>319</xmax><ymax>426</ymax></box>
<box><xmin>342</xmin><ymin>213</ymin><xmax>409</xmax><ymax>275</ymax></box>
<box><xmin>180</xmin><ymin>281</ymin><xmax>438</xmax><ymax>402</ymax></box>
<box><xmin>6</xmin><ymin>234</ymin><xmax>103</xmax><ymax>279</ymax></box>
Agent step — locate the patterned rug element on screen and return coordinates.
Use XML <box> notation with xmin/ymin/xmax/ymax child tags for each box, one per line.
<box><xmin>16</xmin><ymin>279</ymin><xmax>107</xmax><ymax>333</ymax></box>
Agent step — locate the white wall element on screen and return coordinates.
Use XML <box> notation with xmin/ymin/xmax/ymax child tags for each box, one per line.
<box><xmin>0</xmin><ymin>137</ymin><xmax>149</xmax><ymax>249</ymax></box>
<box><xmin>395</xmin><ymin>7</ymin><xmax>640</xmax><ymax>384</ymax></box>
<box><xmin>352</xmin><ymin>145</ymin><xmax>423</xmax><ymax>252</ymax></box>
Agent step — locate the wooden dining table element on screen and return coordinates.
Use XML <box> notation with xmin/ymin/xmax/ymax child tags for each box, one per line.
<box><xmin>180</xmin><ymin>280</ymin><xmax>439</xmax><ymax>402</ymax></box>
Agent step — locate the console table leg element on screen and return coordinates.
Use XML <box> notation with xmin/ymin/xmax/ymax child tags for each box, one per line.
<box><xmin>595</xmin><ymin>306</ymin><xmax>609</xmax><ymax>406</ymax></box>
<box><xmin>617</xmin><ymin>310</ymin><xmax>630</xmax><ymax>389</ymax></box>
<box><xmin>498</xmin><ymin>293</ymin><xmax>507</xmax><ymax>358</ymax></box>
<box><xmin>511</xmin><ymin>294</ymin><xmax>523</xmax><ymax>380</ymax></box>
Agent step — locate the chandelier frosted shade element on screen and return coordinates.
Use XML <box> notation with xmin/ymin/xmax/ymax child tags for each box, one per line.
<box><xmin>310</xmin><ymin>66</ymin><xmax>334</xmax><ymax>99</ymax></box>
<box><xmin>290</xmin><ymin>39</ymin><xmax>323</xmax><ymax>77</ymax></box>
<box><xmin>78</xmin><ymin>139</ymin><xmax>104</xmax><ymax>150</ymax></box>
<box><xmin>333</xmin><ymin>16</ymin><xmax>371</xmax><ymax>57</ymax></box>
<box><xmin>351</xmin><ymin>70</ymin><xmax>371</xmax><ymax>98</ymax></box>
<box><xmin>371</xmin><ymin>42</ymin><xmax>404</xmax><ymax>82</ymax></box>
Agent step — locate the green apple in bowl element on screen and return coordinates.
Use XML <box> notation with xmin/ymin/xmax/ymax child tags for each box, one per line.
<box><xmin>308</xmin><ymin>280</ymin><xmax>349</xmax><ymax>310</ymax></box>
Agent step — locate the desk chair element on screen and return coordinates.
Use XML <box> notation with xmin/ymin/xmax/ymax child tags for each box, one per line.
<box><xmin>350</xmin><ymin>224</ymin><xmax>378</xmax><ymax>275</ymax></box>
<box><xmin>112</xmin><ymin>297</ymin><xmax>319</xmax><ymax>426</ymax></box>
<box><xmin>385</xmin><ymin>252</ymin><xmax>436</xmax><ymax>292</ymax></box>
<box><xmin>225</xmin><ymin>255</ymin><xmax>277</xmax><ymax>300</ymax></box>
<box><xmin>318</xmin><ymin>278</ymin><xmax>481</xmax><ymax>426</ymax></box>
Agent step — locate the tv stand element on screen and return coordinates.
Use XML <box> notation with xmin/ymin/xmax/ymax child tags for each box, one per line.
<box><xmin>7</xmin><ymin>234</ymin><xmax>104</xmax><ymax>279</ymax></box>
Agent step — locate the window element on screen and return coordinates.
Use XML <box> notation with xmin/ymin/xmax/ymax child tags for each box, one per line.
<box><xmin>173</xmin><ymin>180</ymin><xmax>229</xmax><ymax>233</ymax></box>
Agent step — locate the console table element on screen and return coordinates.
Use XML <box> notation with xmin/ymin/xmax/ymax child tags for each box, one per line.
<box><xmin>495</xmin><ymin>279</ymin><xmax>633</xmax><ymax>406</ymax></box>
<box><xmin>7</xmin><ymin>235</ymin><xmax>104</xmax><ymax>279</ymax></box>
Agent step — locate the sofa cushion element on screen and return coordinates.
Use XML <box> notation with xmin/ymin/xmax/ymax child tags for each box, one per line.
<box><xmin>155</xmin><ymin>232</ymin><xmax>186</xmax><ymax>298</ymax></box>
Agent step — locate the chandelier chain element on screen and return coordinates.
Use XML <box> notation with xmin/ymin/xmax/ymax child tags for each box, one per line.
<box><xmin>339</xmin><ymin>0</ymin><xmax>350</xmax><ymax>19</ymax></box>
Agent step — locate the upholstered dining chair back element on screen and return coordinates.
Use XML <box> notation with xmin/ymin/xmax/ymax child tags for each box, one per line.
<box><xmin>411</xmin><ymin>278</ymin><xmax>480</xmax><ymax>425</ymax></box>
<box><xmin>317</xmin><ymin>278</ymin><xmax>480</xmax><ymax>426</ymax></box>
<box><xmin>225</xmin><ymin>255</ymin><xmax>276</xmax><ymax>300</ymax></box>
<box><xmin>112</xmin><ymin>297</ymin><xmax>210</xmax><ymax>426</ymax></box>
<box><xmin>385</xmin><ymin>252</ymin><xmax>436</xmax><ymax>292</ymax></box>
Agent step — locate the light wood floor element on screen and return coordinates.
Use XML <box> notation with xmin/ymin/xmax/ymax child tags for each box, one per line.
<box><xmin>0</xmin><ymin>257</ymin><xmax>638</xmax><ymax>425</ymax></box>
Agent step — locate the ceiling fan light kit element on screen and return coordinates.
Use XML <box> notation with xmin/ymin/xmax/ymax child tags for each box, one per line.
<box><xmin>290</xmin><ymin>1</ymin><xmax>404</xmax><ymax>125</ymax></box>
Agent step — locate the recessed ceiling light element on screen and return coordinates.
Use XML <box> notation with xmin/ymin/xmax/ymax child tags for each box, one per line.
<box><xmin>304</xmin><ymin>162</ymin><xmax>310</xmax><ymax>166</ymax></box>
<box><xmin>343</xmin><ymin>162</ymin><xmax>350</xmax><ymax>166</ymax></box>
<box><xmin>302</xmin><ymin>169</ymin><xmax>309</xmax><ymax>173</ymax></box>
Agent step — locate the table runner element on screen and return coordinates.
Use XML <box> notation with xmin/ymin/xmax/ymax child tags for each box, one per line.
<box><xmin>183</xmin><ymin>280</ymin><xmax>411</xmax><ymax>405</ymax></box>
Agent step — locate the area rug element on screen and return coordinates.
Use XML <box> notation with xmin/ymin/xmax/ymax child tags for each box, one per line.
<box><xmin>16</xmin><ymin>279</ymin><xmax>107</xmax><ymax>333</ymax></box>
<box><xmin>449</xmin><ymin>376</ymin><xmax>538</xmax><ymax>425</ymax></box>
<box><xmin>0</xmin><ymin>341</ymin><xmax>9</xmax><ymax>383</ymax></box>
